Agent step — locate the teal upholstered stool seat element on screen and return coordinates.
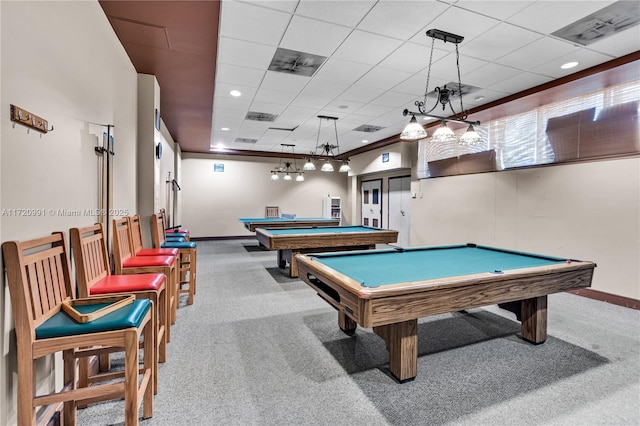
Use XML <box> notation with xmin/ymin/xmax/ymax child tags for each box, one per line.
<box><xmin>165</xmin><ymin>231</ymin><xmax>188</xmax><ymax>238</ymax></box>
<box><xmin>161</xmin><ymin>241</ymin><xmax>197</xmax><ymax>249</ymax></box>
<box><xmin>165</xmin><ymin>236</ymin><xmax>185</xmax><ymax>243</ymax></box>
<box><xmin>36</xmin><ymin>299</ymin><xmax>152</xmax><ymax>339</ymax></box>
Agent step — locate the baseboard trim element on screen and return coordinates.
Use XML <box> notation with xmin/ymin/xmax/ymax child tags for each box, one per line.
<box><xmin>569</xmin><ymin>288</ymin><xmax>639</xmax><ymax>310</ymax></box>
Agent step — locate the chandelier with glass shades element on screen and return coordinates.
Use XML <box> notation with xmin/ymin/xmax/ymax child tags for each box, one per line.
<box><xmin>270</xmin><ymin>144</ymin><xmax>304</xmax><ymax>182</ymax></box>
<box><xmin>303</xmin><ymin>115</ymin><xmax>351</xmax><ymax>173</ymax></box>
<box><xmin>401</xmin><ymin>29</ymin><xmax>481</xmax><ymax>146</ymax></box>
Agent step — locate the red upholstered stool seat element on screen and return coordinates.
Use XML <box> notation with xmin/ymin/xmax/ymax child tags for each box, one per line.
<box><xmin>123</xmin><ymin>255</ymin><xmax>175</xmax><ymax>268</ymax></box>
<box><xmin>136</xmin><ymin>247</ymin><xmax>179</xmax><ymax>257</ymax></box>
<box><xmin>89</xmin><ymin>274</ymin><xmax>166</xmax><ymax>294</ymax></box>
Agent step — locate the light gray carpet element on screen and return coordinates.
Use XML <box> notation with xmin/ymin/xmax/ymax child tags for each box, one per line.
<box><xmin>77</xmin><ymin>239</ymin><xmax>640</xmax><ymax>425</ymax></box>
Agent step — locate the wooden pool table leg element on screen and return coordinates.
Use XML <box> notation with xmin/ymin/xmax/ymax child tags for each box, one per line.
<box><xmin>373</xmin><ymin>319</ymin><xmax>418</xmax><ymax>383</ymax></box>
<box><xmin>520</xmin><ymin>295</ymin><xmax>547</xmax><ymax>344</ymax></box>
<box><xmin>338</xmin><ymin>311</ymin><xmax>357</xmax><ymax>336</ymax></box>
<box><xmin>277</xmin><ymin>250</ymin><xmax>287</xmax><ymax>269</ymax></box>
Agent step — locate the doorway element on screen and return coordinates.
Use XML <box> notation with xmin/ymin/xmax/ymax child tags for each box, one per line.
<box><xmin>361</xmin><ymin>179</ymin><xmax>382</xmax><ymax>228</ymax></box>
<box><xmin>388</xmin><ymin>176</ymin><xmax>411</xmax><ymax>247</ymax></box>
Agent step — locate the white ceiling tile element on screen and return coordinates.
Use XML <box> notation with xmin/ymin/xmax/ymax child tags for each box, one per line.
<box><xmin>290</xmin><ymin>94</ymin><xmax>332</xmax><ymax>110</ymax></box>
<box><xmin>531</xmin><ymin>48</ymin><xmax>615</xmax><ymax>78</ymax></box>
<box><xmin>300</xmin><ymin>79</ymin><xmax>350</xmax><ymax>98</ymax></box>
<box><xmin>461</xmin><ymin>22</ymin><xmax>544</xmax><ymax>62</ymax></box>
<box><xmin>323</xmin><ymin>99</ymin><xmax>365</xmax><ymax>114</ymax></box>
<box><xmin>313</xmin><ymin>58</ymin><xmax>372</xmax><ymax>84</ymax></box>
<box><xmin>220</xmin><ymin>1</ymin><xmax>290</xmax><ymax>45</ymax></box>
<box><xmin>488</xmin><ymin>72</ymin><xmax>554</xmax><ymax>95</ymax></box>
<box><xmin>507</xmin><ymin>1</ymin><xmax>615</xmax><ymax>34</ymax></box>
<box><xmin>279</xmin><ymin>15</ymin><xmax>352</xmax><ymax>57</ymax></box>
<box><xmin>215</xmin><ymin>82</ymin><xmax>258</xmax><ymax>101</ymax></box>
<box><xmin>295</xmin><ymin>0</ymin><xmax>376</xmax><ymax>27</ymax></box>
<box><xmin>463</xmin><ymin>63</ymin><xmax>522</xmax><ymax>88</ymax></box>
<box><xmin>393</xmin><ymin>74</ymin><xmax>448</xmax><ymax>96</ymax></box>
<box><xmin>212</xmin><ymin>95</ymin><xmax>252</xmax><ymax>111</ymax></box>
<box><xmin>254</xmin><ymin>87</ymin><xmax>297</xmax><ymax>105</ymax></box>
<box><xmin>423</xmin><ymin>53</ymin><xmax>489</xmax><ymax>82</ymax></box>
<box><xmin>215</xmin><ymin>64</ymin><xmax>265</xmax><ymax>88</ymax></box>
<box><xmin>260</xmin><ymin>71</ymin><xmax>309</xmax><ymax>93</ymax></box>
<box><xmin>248</xmin><ymin>101</ymin><xmax>286</xmax><ymax>115</ymax></box>
<box><xmin>332</xmin><ymin>30</ymin><xmax>404</xmax><ymax>65</ymax></box>
<box><xmin>241</xmin><ymin>1</ymin><xmax>298</xmax><ymax>13</ymax></box>
<box><xmin>455</xmin><ymin>1</ymin><xmax>535</xmax><ymax>21</ymax></box>
<box><xmin>497</xmin><ymin>37</ymin><xmax>580</xmax><ymax>71</ymax></box>
<box><xmin>339</xmin><ymin>85</ymin><xmax>387</xmax><ymax>103</ymax></box>
<box><xmin>379</xmin><ymin>42</ymin><xmax>447</xmax><ymax>73</ymax></box>
<box><xmin>358</xmin><ymin>0</ymin><xmax>450</xmax><ymax>40</ymax></box>
<box><xmin>218</xmin><ymin>37</ymin><xmax>277</xmax><ymax>69</ymax></box>
<box><xmin>371</xmin><ymin>90</ymin><xmax>419</xmax><ymax>108</ymax></box>
<box><xmin>357</xmin><ymin>66</ymin><xmax>413</xmax><ymax>89</ymax></box>
<box><xmin>353</xmin><ymin>103</ymin><xmax>395</xmax><ymax>118</ymax></box>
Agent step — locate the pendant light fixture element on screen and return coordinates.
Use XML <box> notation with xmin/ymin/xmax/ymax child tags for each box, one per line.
<box><xmin>401</xmin><ymin>29</ymin><xmax>481</xmax><ymax>145</ymax></box>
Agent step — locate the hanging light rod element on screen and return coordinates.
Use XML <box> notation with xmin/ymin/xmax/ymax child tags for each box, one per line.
<box><xmin>402</xmin><ymin>108</ymin><xmax>480</xmax><ymax>126</ymax></box>
<box><xmin>426</xmin><ymin>28</ymin><xmax>464</xmax><ymax>44</ymax></box>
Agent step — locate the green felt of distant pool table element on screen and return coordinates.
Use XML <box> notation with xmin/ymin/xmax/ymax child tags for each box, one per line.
<box><xmin>255</xmin><ymin>225</ymin><xmax>398</xmax><ymax>278</ymax></box>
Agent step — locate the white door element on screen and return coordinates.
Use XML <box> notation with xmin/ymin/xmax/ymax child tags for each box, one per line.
<box><xmin>388</xmin><ymin>176</ymin><xmax>411</xmax><ymax>247</ymax></box>
<box><xmin>361</xmin><ymin>179</ymin><xmax>382</xmax><ymax>228</ymax></box>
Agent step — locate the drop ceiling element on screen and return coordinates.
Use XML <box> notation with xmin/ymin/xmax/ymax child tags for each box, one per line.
<box><xmin>100</xmin><ymin>0</ymin><xmax>640</xmax><ymax>156</ymax></box>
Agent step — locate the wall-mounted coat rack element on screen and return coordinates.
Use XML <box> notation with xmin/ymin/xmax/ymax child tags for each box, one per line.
<box><xmin>10</xmin><ymin>104</ymin><xmax>54</xmax><ymax>133</ymax></box>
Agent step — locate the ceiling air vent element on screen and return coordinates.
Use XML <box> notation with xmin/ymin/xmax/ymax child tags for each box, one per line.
<box><xmin>246</xmin><ymin>111</ymin><xmax>278</xmax><ymax>122</ymax></box>
<box><xmin>268</xmin><ymin>48</ymin><xmax>327</xmax><ymax>77</ymax></box>
<box><xmin>552</xmin><ymin>1</ymin><xmax>639</xmax><ymax>46</ymax></box>
<box><xmin>234</xmin><ymin>138</ymin><xmax>257</xmax><ymax>144</ymax></box>
<box><xmin>354</xmin><ymin>125</ymin><xmax>385</xmax><ymax>133</ymax></box>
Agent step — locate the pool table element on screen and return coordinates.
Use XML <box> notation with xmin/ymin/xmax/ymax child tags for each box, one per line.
<box><xmin>239</xmin><ymin>217</ymin><xmax>340</xmax><ymax>232</ymax></box>
<box><xmin>256</xmin><ymin>226</ymin><xmax>399</xmax><ymax>277</ymax></box>
<box><xmin>296</xmin><ymin>243</ymin><xmax>596</xmax><ymax>383</ymax></box>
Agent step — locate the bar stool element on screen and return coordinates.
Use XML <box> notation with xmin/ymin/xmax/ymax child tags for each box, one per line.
<box><xmin>112</xmin><ymin>217</ymin><xmax>179</xmax><ymax>330</ymax></box>
<box><xmin>152</xmin><ymin>213</ymin><xmax>197</xmax><ymax>305</ymax></box>
<box><xmin>70</xmin><ymin>223</ymin><xmax>167</xmax><ymax>394</ymax></box>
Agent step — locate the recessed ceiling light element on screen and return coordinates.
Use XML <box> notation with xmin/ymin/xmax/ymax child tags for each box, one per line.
<box><xmin>230</xmin><ymin>90</ymin><xmax>241</xmax><ymax>97</ymax></box>
<box><xmin>221</xmin><ymin>127</ymin><xmax>229</xmax><ymax>131</ymax></box>
<box><xmin>474</xmin><ymin>96</ymin><xmax>485</xmax><ymax>101</ymax></box>
<box><xmin>561</xmin><ymin>61</ymin><xmax>579</xmax><ymax>70</ymax></box>
<box><xmin>361</xmin><ymin>139</ymin><xmax>368</xmax><ymax>144</ymax></box>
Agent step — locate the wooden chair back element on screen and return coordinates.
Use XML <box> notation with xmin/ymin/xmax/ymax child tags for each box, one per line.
<box><xmin>265</xmin><ymin>206</ymin><xmax>280</xmax><ymax>218</ymax></box>
<box><xmin>70</xmin><ymin>223</ymin><xmax>111</xmax><ymax>297</ymax></box>
<box><xmin>3</xmin><ymin>233</ymin><xmax>74</xmax><ymax>337</ymax></box>
<box><xmin>159</xmin><ymin>208</ymin><xmax>170</xmax><ymax>230</ymax></box>
<box><xmin>113</xmin><ymin>217</ymin><xmax>135</xmax><ymax>273</ymax></box>
<box><xmin>129</xmin><ymin>215</ymin><xmax>146</xmax><ymax>253</ymax></box>
<box><xmin>151</xmin><ymin>213</ymin><xmax>167</xmax><ymax>248</ymax></box>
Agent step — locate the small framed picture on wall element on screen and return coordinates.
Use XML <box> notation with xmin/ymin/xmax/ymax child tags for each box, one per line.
<box><xmin>155</xmin><ymin>109</ymin><xmax>161</xmax><ymax>131</ymax></box>
<box><xmin>382</xmin><ymin>152</ymin><xmax>389</xmax><ymax>163</ymax></box>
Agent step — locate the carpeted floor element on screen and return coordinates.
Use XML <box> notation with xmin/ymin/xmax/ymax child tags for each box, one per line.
<box><xmin>77</xmin><ymin>239</ymin><xmax>640</xmax><ymax>425</ymax></box>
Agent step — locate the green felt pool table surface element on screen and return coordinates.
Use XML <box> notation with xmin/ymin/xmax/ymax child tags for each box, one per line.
<box><xmin>296</xmin><ymin>243</ymin><xmax>596</xmax><ymax>383</ymax></box>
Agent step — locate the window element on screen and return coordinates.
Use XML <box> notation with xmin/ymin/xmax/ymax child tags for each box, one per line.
<box><xmin>418</xmin><ymin>80</ymin><xmax>639</xmax><ymax>179</ymax></box>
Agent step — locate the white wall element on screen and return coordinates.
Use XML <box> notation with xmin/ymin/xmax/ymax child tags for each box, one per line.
<box><xmin>409</xmin><ymin>157</ymin><xmax>640</xmax><ymax>300</ymax></box>
<box><xmin>0</xmin><ymin>2</ymin><xmax>138</xmax><ymax>423</ymax></box>
<box><xmin>181</xmin><ymin>154</ymin><xmax>349</xmax><ymax>237</ymax></box>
